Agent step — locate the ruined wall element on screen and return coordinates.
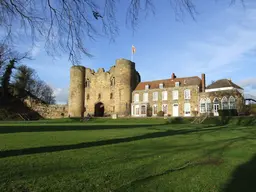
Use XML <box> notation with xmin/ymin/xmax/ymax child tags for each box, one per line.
<box><xmin>84</xmin><ymin>58</ymin><xmax>140</xmax><ymax>116</ymax></box>
<box><xmin>24</xmin><ymin>97</ymin><xmax>68</xmax><ymax>119</ymax></box>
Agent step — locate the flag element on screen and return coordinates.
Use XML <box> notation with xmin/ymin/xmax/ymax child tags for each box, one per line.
<box><xmin>132</xmin><ymin>45</ymin><xmax>136</xmax><ymax>54</ymax></box>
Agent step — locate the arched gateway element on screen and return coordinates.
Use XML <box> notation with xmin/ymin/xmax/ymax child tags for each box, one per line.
<box><xmin>94</xmin><ymin>102</ymin><xmax>104</xmax><ymax>117</ymax></box>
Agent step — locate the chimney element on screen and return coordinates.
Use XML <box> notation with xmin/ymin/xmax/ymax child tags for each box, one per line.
<box><xmin>171</xmin><ymin>73</ymin><xmax>176</xmax><ymax>80</ymax></box>
<box><xmin>201</xmin><ymin>73</ymin><xmax>206</xmax><ymax>92</ymax></box>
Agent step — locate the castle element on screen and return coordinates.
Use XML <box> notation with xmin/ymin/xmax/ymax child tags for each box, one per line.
<box><xmin>68</xmin><ymin>58</ymin><xmax>244</xmax><ymax>118</ymax></box>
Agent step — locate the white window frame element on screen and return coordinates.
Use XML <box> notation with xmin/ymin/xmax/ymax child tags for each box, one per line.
<box><xmin>135</xmin><ymin>105</ymin><xmax>140</xmax><ymax>116</ymax></box>
<box><xmin>172</xmin><ymin>90</ymin><xmax>178</xmax><ymax>100</ymax></box>
<box><xmin>134</xmin><ymin>93</ymin><xmax>139</xmax><ymax>103</ymax></box>
<box><xmin>141</xmin><ymin>105</ymin><xmax>147</xmax><ymax>115</ymax></box>
<box><xmin>145</xmin><ymin>84</ymin><xmax>149</xmax><ymax>90</ymax></box>
<box><xmin>213</xmin><ymin>98</ymin><xmax>220</xmax><ymax>116</ymax></box>
<box><xmin>175</xmin><ymin>82</ymin><xmax>180</xmax><ymax>87</ymax></box>
<box><xmin>153</xmin><ymin>92</ymin><xmax>158</xmax><ymax>101</ymax></box>
<box><xmin>184</xmin><ymin>103</ymin><xmax>191</xmax><ymax>116</ymax></box>
<box><xmin>206</xmin><ymin>98</ymin><xmax>212</xmax><ymax>113</ymax></box>
<box><xmin>229</xmin><ymin>96</ymin><xmax>236</xmax><ymax>109</ymax></box>
<box><xmin>221</xmin><ymin>96</ymin><xmax>229</xmax><ymax>110</ymax></box>
<box><xmin>184</xmin><ymin>89</ymin><xmax>191</xmax><ymax>100</ymax></box>
<box><xmin>143</xmin><ymin>92</ymin><xmax>148</xmax><ymax>102</ymax></box>
<box><xmin>159</xmin><ymin>83</ymin><xmax>164</xmax><ymax>89</ymax></box>
<box><xmin>162</xmin><ymin>91</ymin><xmax>168</xmax><ymax>101</ymax></box>
<box><xmin>200</xmin><ymin>98</ymin><xmax>206</xmax><ymax>113</ymax></box>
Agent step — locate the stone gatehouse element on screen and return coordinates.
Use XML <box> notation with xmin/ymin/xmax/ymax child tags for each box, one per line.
<box><xmin>68</xmin><ymin>58</ymin><xmax>140</xmax><ymax>117</ymax></box>
<box><xmin>68</xmin><ymin>58</ymin><xmax>244</xmax><ymax>118</ymax></box>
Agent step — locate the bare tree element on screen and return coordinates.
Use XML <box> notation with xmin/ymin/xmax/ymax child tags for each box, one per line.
<box><xmin>0</xmin><ymin>43</ymin><xmax>30</xmax><ymax>75</ymax></box>
<box><xmin>0</xmin><ymin>0</ymin><xmax>243</xmax><ymax>64</ymax></box>
<box><xmin>0</xmin><ymin>44</ymin><xmax>12</xmax><ymax>71</ymax></box>
<box><xmin>24</xmin><ymin>74</ymin><xmax>56</xmax><ymax>105</ymax></box>
<box><xmin>40</xmin><ymin>84</ymin><xmax>56</xmax><ymax>104</ymax></box>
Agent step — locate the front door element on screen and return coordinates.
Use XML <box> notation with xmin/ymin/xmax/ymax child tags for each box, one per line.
<box><xmin>213</xmin><ymin>104</ymin><xmax>219</xmax><ymax>116</ymax></box>
<box><xmin>173</xmin><ymin>104</ymin><xmax>179</xmax><ymax>117</ymax></box>
<box><xmin>94</xmin><ymin>102</ymin><xmax>104</xmax><ymax>117</ymax></box>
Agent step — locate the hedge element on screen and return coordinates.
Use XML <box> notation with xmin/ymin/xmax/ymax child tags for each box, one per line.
<box><xmin>218</xmin><ymin>109</ymin><xmax>238</xmax><ymax>117</ymax></box>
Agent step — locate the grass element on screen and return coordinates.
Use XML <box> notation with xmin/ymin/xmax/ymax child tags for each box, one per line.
<box><xmin>0</xmin><ymin>118</ymin><xmax>256</xmax><ymax>192</ymax></box>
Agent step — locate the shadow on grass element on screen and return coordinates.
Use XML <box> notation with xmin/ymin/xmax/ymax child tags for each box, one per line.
<box><xmin>222</xmin><ymin>154</ymin><xmax>256</xmax><ymax>192</ymax></box>
<box><xmin>114</xmin><ymin>135</ymin><xmax>255</xmax><ymax>192</ymax></box>
<box><xmin>115</xmin><ymin>157</ymin><xmax>225</xmax><ymax>192</ymax></box>
<box><xmin>0</xmin><ymin>126</ymin><xmax>223</xmax><ymax>159</ymax></box>
<box><xmin>0</xmin><ymin>124</ymin><xmax>166</xmax><ymax>134</ymax></box>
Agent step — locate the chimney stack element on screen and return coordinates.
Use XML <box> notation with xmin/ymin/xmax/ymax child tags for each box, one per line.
<box><xmin>171</xmin><ymin>73</ymin><xmax>176</xmax><ymax>80</ymax></box>
<box><xmin>201</xmin><ymin>73</ymin><xmax>206</xmax><ymax>92</ymax></box>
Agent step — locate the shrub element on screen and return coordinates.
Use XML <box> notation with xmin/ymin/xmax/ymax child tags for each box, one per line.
<box><xmin>168</xmin><ymin>117</ymin><xmax>184</xmax><ymax>124</ymax></box>
<box><xmin>218</xmin><ymin>109</ymin><xmax>238</xmax><ymax>117</ymax></box>
<box><xmin>237</xmin><ymin>105</ymin><xmax>252</xmax><ymax>116</ymax></box>
<box><xmin>157</xmin><ymin>111</ymin><xmax>164</xmax><ymax>117</ymax></box>
<box><xmin>147</xmin><ymin>106</ymin><xmax>152</xmax><ymax>117</ymax></box>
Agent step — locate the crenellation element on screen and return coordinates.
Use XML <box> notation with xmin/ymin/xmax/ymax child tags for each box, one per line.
<box><xmin>68</xmin><ymin>58</ymin><xmax>140</xmax><ymax>117</ymax></box>
<box><xmin>68</xmin><ymin>59</ymin><xmax>244</xmax><ymax>118</ymax></box>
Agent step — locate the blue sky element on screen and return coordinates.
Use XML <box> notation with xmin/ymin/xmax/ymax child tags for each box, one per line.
<box><xmin>10</xmin><ymin>0</ymin><xmax>256</xmax><ymax>103</ymax></box>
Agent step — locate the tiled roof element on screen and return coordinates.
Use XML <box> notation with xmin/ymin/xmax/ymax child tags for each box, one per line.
<box><xmin>134</xmin><ymin>76</ymin><xmax>201</xmax><ymax>90</ymax></box>
<box><xmin>206</xmin><ymin>79</ymin><xmax>243</xmax><ymax>90</ymax></box>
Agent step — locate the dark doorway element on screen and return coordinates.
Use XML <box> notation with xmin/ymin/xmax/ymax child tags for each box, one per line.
<box><xmin>94</xmin><ymin>102</ymin><xmax>104</xmax><ymax>117</ymax></box>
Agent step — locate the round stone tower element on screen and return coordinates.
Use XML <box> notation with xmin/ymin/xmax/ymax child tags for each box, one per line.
<box><xmin>68</xmin><ymin>65</ymin><xmax>85</xmax><ymax>117</ymax></box>
<box><xmin>114</xmin><ymin>58</ymin><xmax>135</xmax><ymax>116</ymax></box>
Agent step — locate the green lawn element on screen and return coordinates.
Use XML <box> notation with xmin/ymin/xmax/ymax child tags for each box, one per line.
<box><xmin>0</xmin><ymin>118</ymin><xmax>256</xmax><ymax>192</ymax></box>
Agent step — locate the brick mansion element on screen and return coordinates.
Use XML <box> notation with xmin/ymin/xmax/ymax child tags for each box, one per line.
<box><xmin>68</xmin><ymin>58</ymin><xmax>244</xmax><ymax>118</ymax></box>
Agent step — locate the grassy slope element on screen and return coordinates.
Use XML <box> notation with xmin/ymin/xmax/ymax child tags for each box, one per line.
<box><xmin>0</xmin><ymin>119</ymin><xmax>256</xmax><ymax>192</ymax></box>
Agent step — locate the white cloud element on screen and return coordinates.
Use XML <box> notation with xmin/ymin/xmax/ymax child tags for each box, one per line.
<box><xmin>168</xmin><ymin>4</ymin><xmax>256</xmax><ymax>80</ymax></box>
<box><xmin>52</xmin><ymin>87</ymin><xmax>69</xmax><ymax>104</ymax></box>
<box><xmin>239</xmin><ymin>78</ymin><xmax>256</xmax><ymax>89</ymax></box>
<box><xmin>238</xmin><ymin>77</ymin><xmax>256</xmax><ymax>97</ymax></box>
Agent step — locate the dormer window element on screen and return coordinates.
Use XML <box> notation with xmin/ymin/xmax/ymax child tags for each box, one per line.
<box><xmin>145</xmin><ymin>84</ymin><xmax>149</xmax><ymax>90</ymax></box>
<box><xmin>184</xmin><ymin>80</ymin><xmax>187</xmax><ymax>84</ymax></box>
<box><xmin>175</xmin><ymin>82</ymin><xmax>180</xmax><ymax>87</ymax></box>
<box><xmin>159</xmin><ymin>83</ymin><xmax>163</xmax><ymax>89</ymax></box>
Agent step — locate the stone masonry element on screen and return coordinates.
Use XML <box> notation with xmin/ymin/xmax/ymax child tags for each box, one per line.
<box><xmin>24</xmin><ymin>96</ymin><xmax>68</xmax><ymax>119</ymax></box>
<box><xmin>68</xmin><ymin>58</ymin><xmax>140</xmax><ymax>117</ymax></box>
<box><xmin>132</xmin><ymin>85</ymin><xmax>200</xmax><ymax>117</ymax></box>
<box><xmin>68</xmin><ymin>58</ymin><xmax>244</xmax><ymax>118</ymax></box>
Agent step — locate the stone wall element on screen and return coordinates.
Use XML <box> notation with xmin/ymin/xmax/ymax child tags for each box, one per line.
<box><xmin>68</xmin><ymin>65</ymin><xmax>85</xmax><ymax>117</ymax></box>
<box><xmin>24</xmin><ymin>97</ymin><xmax>68</xmax><ymax>119</ymax></box>
<box><xmin>132</xmin><ymin>85</ymin><xmax>200</xmax><ymax>116</ymax></box>
<box><xmin>83</xmin><ymin>58</ymin><xmax>140</xmax><ymax>117</ymax></box>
